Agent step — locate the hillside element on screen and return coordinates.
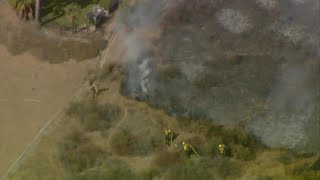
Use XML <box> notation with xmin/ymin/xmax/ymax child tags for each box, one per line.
<box><xmin>1</xmin><ymin>0</ymin><xmax>319</xmax><ymax>179</ymax></box>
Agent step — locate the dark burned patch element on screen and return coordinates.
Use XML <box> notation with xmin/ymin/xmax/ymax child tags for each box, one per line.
<box><xmin>119</xmin><ymin>0</ymin><xmax>319</xmax><ymax>152</ymax></box>
<box><xmin>163</xmin><ymin>0</ymin><xmax>223</xmax><ymax>25</ymax></box>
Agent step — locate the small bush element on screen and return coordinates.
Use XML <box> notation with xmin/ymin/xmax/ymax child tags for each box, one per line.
<box><xmin>59</xmin><ymin>127</ymin><xmax>104</xmax><ymax>172</ymax></box>
<box><xmin>311</xmin><ymin>157</ymin><xmax>320</xmax><ymax>171</ymax></box>
<box><xmin>233</xmin><ymin>145</ymin><xmax>256</xmax><ymax>161</ymax></box>
<box><xmin>111</xmin><ymin>129</ymin><xmax>162</xmax><ymax>156</ymax></box>
<box><xmin>82</xmin><ymin>112</ymin><xmax>103</xmax><ymax>131</ymax></box>
<box><xmin>132</xmin><ymin>134</ymin><xmax>159</xmax><ymax>156</ymax></box>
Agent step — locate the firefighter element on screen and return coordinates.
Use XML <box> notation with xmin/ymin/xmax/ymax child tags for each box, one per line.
<box><xmin>183</xmin><ymin>142</ymin><xmax>195</xmax><ymax>157</ymax></box>
<box><xmin>165</xmin><ymin>129</ymin><xmax>179</xmax><ymax>146</ymax></box>
<box><xmin>91</xmin><ymin>83</ymin><xmax>99</xmax><ymax>98</ymax></box>
<box><xmin>165</xmin><ymin>129</ymin><xmax>172</xmax><ymax>146</ymax></box>
<box><xmin>219</xmin><ymin>144</ymin><xmax>231</xmax><ymax>157</ymax></box>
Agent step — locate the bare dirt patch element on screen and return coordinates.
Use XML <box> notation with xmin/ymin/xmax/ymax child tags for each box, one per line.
<box><xmin>0</xmin><ymin>44</ymin><xmax>96</xmax><ymax>174</ymax></box>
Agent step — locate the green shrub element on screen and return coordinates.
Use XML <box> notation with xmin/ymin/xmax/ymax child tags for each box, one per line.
<box><xmin>132</xmin><ymin>134</ymin><xmax>159</xmax><ymax>156</ymax></box>
<box><xmin>233</xmin><ymin>145</ymin><xmax>256</xmax><ymax>161</ymax></box>
<box><xmin>59</xmin><ymin>127</ymin><xmax>104</xmax><ymax>172</ymax></box>
<box><xmin>311</xmin><ymin>157</ymin><xmax>320</xmax><ymax>171</ymax></box>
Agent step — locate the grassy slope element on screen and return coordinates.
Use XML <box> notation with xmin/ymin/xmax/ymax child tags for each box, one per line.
<box><xmin>10</xmin><ymin>65</ymin><xmax>320</xmax><ymax>179</ymax></box>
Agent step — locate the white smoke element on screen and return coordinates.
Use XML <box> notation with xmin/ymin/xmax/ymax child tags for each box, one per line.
<box><xmin>256</xmin><ymin>0</ymin><xmax>279</xmax><ymax>10</ymax></box>
<box><xmin>216</xmin><ymin>9</ymin><xmax>253</xmax><ymax>34</ymax></box>
<box><xmin>114</xmin><ymin>0</ymin><xmax>166</xmax><ymax>95</ymax></box>
<box><xmin>248</xmin><ymin>63</ymin><xmax>318</xmax><ymax>151</ymax></box>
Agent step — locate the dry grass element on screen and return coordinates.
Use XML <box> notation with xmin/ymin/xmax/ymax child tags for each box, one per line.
<box><xmin>66</xmin><ymin>100</ymin><xmax>122</xmax><ymax>131</ymax></box>
<box><xmin>58</xmin><ymin>126</ymin><xmax>105</xmax><ymax>172</ymax></box>
<box><xmin>11</xmin><ymin>92</ymin><xmax>320</xmax><ymax>179</ymax></box>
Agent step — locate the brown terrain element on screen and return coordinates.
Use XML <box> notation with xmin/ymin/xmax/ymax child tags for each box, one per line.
<box><xmin>0</xmin><ymin>2</ymin><xmax>97</xmax><ymax>175</ymax></box>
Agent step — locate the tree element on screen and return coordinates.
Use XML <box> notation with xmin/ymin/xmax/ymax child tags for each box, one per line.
<box><xmin>35</xmin><ymin>0</ymin><xmax>40</xmax><ymax>23</ymax></box>
<box><xmin>66</xmin><ymin>5</ymin><xmax>81</xmax><ymax>34</ymax></box>
<box><xmin>14</xmin><ymin>0</ymin><xmax>35</xmax><ymax>21</ymax></box>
